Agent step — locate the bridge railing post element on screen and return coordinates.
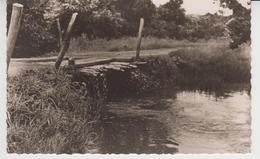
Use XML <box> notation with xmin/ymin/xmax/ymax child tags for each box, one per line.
<box><xmin>55</xmin><ymin>13</ymin><xmax>78</xmax><ymax>69</ymax></box>
<box><xmin>135</xmin><ymin>18</ymin><xmax>144</xmax><ymax>61</ymax></box>
<box><xmin>56</xmin><ymin>18</ymin><xmax>63</xmax><ymax>49</ymax></box>
<box><xmin>7</xmin><ymin>3</ymin><xmax>23</xmax><ymax>71</ymax></box>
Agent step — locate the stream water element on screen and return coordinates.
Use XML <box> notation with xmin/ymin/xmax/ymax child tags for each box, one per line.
<box><xmin>96</xmin><ymin>84</ymin><xmax>251</xmax><ymax>154</ymax></box>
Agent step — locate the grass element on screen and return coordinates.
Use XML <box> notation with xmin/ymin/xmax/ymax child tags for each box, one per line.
<box><xmin>7</xmin><ymin>68</ymin><xmax>101</xmax><ymax>154</ymax></box>
<box><xmin>67</xmin><ymin>35</ymin><xmax>228</xmax><ymax>54</ymax></box>
<box><xmin>169</xmin><ymin>42</ymin><xmax>251</xmax><ymax>89</ymax></box>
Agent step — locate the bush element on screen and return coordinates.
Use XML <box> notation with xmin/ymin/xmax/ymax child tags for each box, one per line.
<box><xmin>226</xmin><ymin>17</ymin><xmax>251</xmax><ymax>49</ymax></box>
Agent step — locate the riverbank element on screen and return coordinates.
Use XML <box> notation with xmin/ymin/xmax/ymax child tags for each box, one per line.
<box><xmin>7</xmin><ymin>56</ymin><xmax>178</xmax><ymax>153</ymax></box>
<box><xmin>7</xmin><ymin>43</ymin><xmax>250</xmax><ymax>153</ymax></box>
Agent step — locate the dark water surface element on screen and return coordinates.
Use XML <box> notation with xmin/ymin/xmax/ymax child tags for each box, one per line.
<box><xmin>96</xmin><ymin>84</ymin><xmax>251</xmax><ymax>154</ymax></box>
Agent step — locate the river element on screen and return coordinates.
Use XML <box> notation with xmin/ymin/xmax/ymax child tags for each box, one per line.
<box><xmin>95</xmin><ymin>84</ymin><xmax>251</xmax><ymax>154</ymax></box>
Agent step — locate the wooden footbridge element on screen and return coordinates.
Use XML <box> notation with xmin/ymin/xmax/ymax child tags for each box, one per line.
<box><xmin>8</xmin><ymin>48</ymin><xmax>177</xmax><ymax>77</ymax></box>
<box><xmin>7</xmin><ymin>3</ymin><xmax>177</xmax><ymax>77</ymax></box>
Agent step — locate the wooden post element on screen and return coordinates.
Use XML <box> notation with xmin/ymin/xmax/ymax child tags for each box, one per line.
<box><xmin>56</xmin><ymin>18</ymin><xmax>63</xmax><ymax>48</ymax></box>
<box><xmin>55</xmin><ymin>13</ymin><xmax>78</xmax><ymax>69</ymax></box>
<box><xmin>7</xmin><ymin>3</ymin><xmax>23</xmax><ymax>70</ymax></box>
<box><xmin>136</xmin><ymin>18</ymin><xmax>144</xmax><ymax>61</ymax></box>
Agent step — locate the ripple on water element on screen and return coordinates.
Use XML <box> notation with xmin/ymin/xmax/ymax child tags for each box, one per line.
<box><xmin>97</xmin><ymin>87</ymin><xmax>251</xmax><ymax>154</ymax></box>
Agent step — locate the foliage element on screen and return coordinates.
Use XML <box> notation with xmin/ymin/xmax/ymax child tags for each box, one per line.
<box><xmin>44</xmin><ymin>0</ymin><xmax>123</xmax><ymax>39</ymax></box>
<box><xmin>216</xmin><ymin>0</ymin><xmax>251</xmax><ymax>48</ymax></box>
<box><xmin>157</xmin><ymin>0</ymin><xmax>186</xmax><ymax>24</ymax></box>
<box><xmin>112</xmin><ymin>0</ymin><xmax>157</xmax><ymax>36</ymax></box>
<box><xmin>7</xmin><ymin>0</ymin><xmax>251</xmax><ymax>57</ymax></box>
<box><xmin>7</xmin><ymin>0</ymin><xmax>57</xmax><ymax>57</ymax></box>
<box><xmin>225</xmin><ymin>17</ymin><xmax>250</xmax><ymax>49</ymax></box>
<box><xmin>183</xmin><ymin>13</ymin><xmax>229</xmax><ymax>41</ymax></box>
<box><xmin>7</xmin><ymin>0</ymin><xmax>122</xmax><ymax>57</ymax></box>
<box><xmin>145</xmin><ymin>0</ymin><xmax>186</xmax><ymax>39</ymax></box>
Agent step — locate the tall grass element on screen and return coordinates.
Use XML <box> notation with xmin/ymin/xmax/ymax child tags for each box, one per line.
<box><xmin>7</xmin><ymin>68</ymin><xmax>101</xmax><ymax>154</ymax></box>
<box><xmin>170</xmin><ymin>42</ymin><xmax>251</xmax><ymax>88</ymax></box>
<box><xmin>68</xmin><ymin>35</ymin><xmax>228</xmax><ymax>54</ymax></box>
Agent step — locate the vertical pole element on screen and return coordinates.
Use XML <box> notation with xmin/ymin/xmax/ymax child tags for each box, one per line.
<box><xmin>55</xmin><ymin>13</ymin><xmax>78</xmax><ymax>69</ymax></box>
<box><xmin>56</xmin><ymin>18</ymin><xmax>63</xmax><ymax>48</ymax></box>
<box><xmin>7</xmin><ymin>3</ymin><xmax>23</xmax><ymax>70</ymax></box>
<box><xmin>136</xmin><ymin>18</ymin><xmax>144</xmax><ymax>61</ymax></box>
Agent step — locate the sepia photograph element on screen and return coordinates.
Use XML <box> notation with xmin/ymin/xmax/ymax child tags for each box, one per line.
<box><xmin>6</xmin><ymin>0</ymin><xmax>251</xmax><ymax>154</ymax></box>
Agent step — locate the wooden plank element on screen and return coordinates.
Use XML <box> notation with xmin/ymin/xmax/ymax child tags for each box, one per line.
<box><xmin>75</xmin><ymin>58</ymin><xmax>114</xmax><ymax>68</ymax></box>
<box><xmin>7</xmin><ymin>3</ymin><xmax>23</xmax><ymax>70</ymax></box>
<box><xmin>55</xmin><ymin>13</ymin><xmax>78</xmax><ymax>69</ymax></box>
<box><xmin>75</xmin><ymin>57</ymin><xmax>134</xmax><ymax>68</ymax></box>
<box><xmin>136</xmin><ymin>18</ymin><xmax>144</xmax><ymax>61</ymax></box>
<box><xmin>11</xmin><ymin>57</ymin><xmax>68</xmax><ymax>63</ymax></box>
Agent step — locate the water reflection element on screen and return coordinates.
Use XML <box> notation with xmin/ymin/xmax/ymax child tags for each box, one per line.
<box><xmin>97</xmin><ymin>84</ymin><xmax>251</xmax><ymax>154</ymax></box>
<box><xmin>100</xmin><ymin>113</ymin><xmax>178</xmax><ymax>154</ymax></box>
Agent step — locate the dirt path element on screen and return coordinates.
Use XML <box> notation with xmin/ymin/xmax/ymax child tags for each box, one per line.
<box><xmin>8</xmin><ymin>48</ymin><xmax>177</xmax><ymax>77</ymax></box>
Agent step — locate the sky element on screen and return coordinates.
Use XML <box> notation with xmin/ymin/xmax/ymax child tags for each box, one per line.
<box><xmin>151</xmin><ymin>0</ymin><xmax>250</xmax><ymax>15</ymax></box>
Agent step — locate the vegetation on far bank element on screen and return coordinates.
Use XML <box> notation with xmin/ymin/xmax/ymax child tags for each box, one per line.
<box><xmin>38</xmin><ymin>37</ymin><xmax>227</xmax><ymax>57</ymax></box>
<box><xmin>171</xmin><ymin>42</ymin><xmax>251</xmax><ymax>88</ymax></box>
<box><xmin>67</xmin><ymin>36</ymin><xmax>227</xmax><ymax>53</ymax></box>
<box><xmin>7</xmin><ymin>0</ymin><xmax>250</xmax><ymax>57</ymax></box>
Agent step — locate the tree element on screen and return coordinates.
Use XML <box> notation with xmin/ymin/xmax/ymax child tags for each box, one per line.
<box><xmin>7</xmin><ymin>0</ymin><xmax>56</xmax><ymax>57</ymax></box>
<box><xmin>113</xmin><ymin>0</ymin><xmax>157</xmax><ymax>36</ymax></box>
<box><xmin>44</xmin><ymin>0</ymin><xmax>123</xmax><ymax>39</ymax></box>
<box><xmin>146</xmin><ymin>0</ymin><xmax>186</xmax><ymax>39</ymax></box>
<box><xmin>216</xmin><ymin>0</ymin><xmax>250</xmax><ymax>48</ymax></box>
<box><xmin>7</xmin><ymin>0</ymin><xmax>123</xmax><ymax>57</ymax></box>
<box><xmin>157</xmin><ymin>0</ymin><xmax>186</xmax><ymax>25</ymax></box>
<box><xmin>183</xmin><ymin>13</ymin><xmax>228</xmax><ymax>40</ymax></box>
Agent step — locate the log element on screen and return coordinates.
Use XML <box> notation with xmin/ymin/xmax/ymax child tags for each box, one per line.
<box><xmin>135</xmin><ymin>18</ymin><xmax>144</xmax><ymax>61</ymax></box>
<box><xmin>55</xmin><ymin>13</ymin><xmax>78</xmax><ymax>69</ymax></box>
<box><xmin>7</xmin><ymin>3</ymin><xmax>23</xmax><ymax>70</ymax></box>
